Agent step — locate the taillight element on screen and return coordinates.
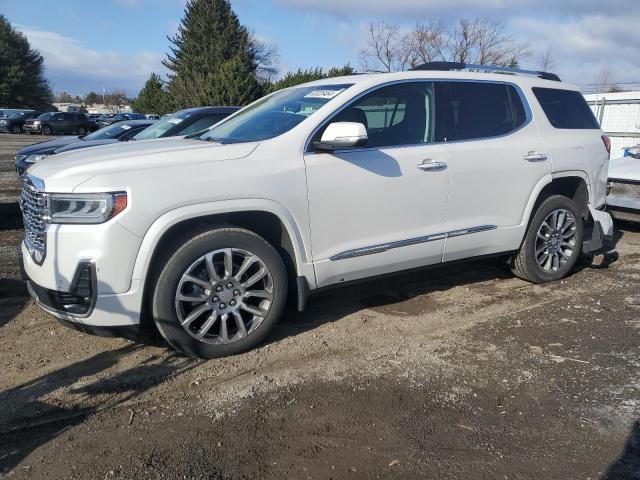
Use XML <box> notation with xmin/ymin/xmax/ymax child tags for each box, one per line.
<box><xmin>601</xmin><ymin>135</ymin><xmax>611</xmax><ymax>156</ymax></box>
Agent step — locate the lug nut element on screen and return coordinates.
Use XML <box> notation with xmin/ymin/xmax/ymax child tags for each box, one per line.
<box><xmin>230</xmin><ymin>300</ymin><xmax>236</xmax><ymax>306</ymax></box>
<box><xmin>219</xmin><ymin>303</ymin><xmax>226</xmax><ymax>309</ymax></box>
<box><xmin>233</xmin><ymin>289</ymin><xmax>241</xmax><ymax>296</ymax></box>
<box><xmin>216</xmin><ymin>286</ymin><xmax>223</xmax><ymax>292</ymax></box>
<box><xmin>213</xmin><ymin>296</ymin><xmax>219</xmax><ymax>302</ymax></box>
<box><xmin>226</xmin><ymin>282</ymin><xmax>233</xmax><ymax>288</ymax></box>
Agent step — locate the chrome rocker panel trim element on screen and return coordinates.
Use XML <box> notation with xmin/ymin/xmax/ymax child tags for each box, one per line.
<box><xmin>330</xmin><ymin>225</ymin><xmax>497</xmax><ymax>261</ymax></box>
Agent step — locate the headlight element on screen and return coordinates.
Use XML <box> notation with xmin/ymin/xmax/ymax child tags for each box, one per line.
<box><xmin>25</xmin><ymin>154</ymin><xmax>47</xmax><ymax>164</ymax></box>
<box><xmin>33</xmin><ymin>120</ymin><xmax>41</xmax><ymax>125</ymax></box>
<box><xmin>0</xmin><ymin>120</ymin><xmax>6</xmax><ymax>125</ymax></box>
<box><xmin>48</xmin><ymin>192</ymin><xmax>127</xmax><ymax>224</ymax></box>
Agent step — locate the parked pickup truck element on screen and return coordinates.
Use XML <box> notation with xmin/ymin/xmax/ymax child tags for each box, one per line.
<box><xmin>19</xmin><ymin>62</ymin><xmax>613</xmax><ymax>358</ymax></box>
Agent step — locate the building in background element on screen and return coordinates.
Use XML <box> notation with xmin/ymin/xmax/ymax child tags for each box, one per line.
<box><xmin>584</xmin><ymin>91</ymin><xmax>640</xmax><ymax>158</ymax></box>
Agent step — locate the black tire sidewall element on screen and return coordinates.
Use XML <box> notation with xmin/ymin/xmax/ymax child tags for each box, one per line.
<box><xmin>11</xmin><ymin>124</ymin><xmax>21</xmax><ymax>134</ymax></box>
<box><xmin>77</xmin><ymin>126</ymin><xmax>86</xmax><ymax>135</ymax></box>
<box><xmin>152</xmin><ymin>228</ymin><xmax>288</xmax><ymax>358</ymax></box>
<box><xmin>523</xmin><ymin>195</ymin><xmax>583</xmax><ymax>282</ymax></box>
<box><xmin>42</xmin><ymin>125</ymin><xmax>51</xmax><ymax>135</ymax></box>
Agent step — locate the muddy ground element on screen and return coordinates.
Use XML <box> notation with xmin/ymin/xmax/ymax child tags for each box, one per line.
<box><xmin>1</xmin><ymin>134</ymin><xmax>639</xmax><ymax>479</ymax></box>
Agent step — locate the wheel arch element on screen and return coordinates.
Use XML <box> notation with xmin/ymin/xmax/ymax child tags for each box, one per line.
<box><xmin>131</xmin><ymin>200</ymin><xmax>315</xmax><ymax>324</ymax></box>
<box><xmin>521</xmin><ymin>172</ymin><xmax>591</xmax><ymax>228</ymax></box>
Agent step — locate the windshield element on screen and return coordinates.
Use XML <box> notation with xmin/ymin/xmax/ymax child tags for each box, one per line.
<box><xmin>37</xmin><ymin>113</ymin><xmax>53</xmax><ymax>120</ymax></box>
<box><xmin>199</xmin><ymin>84</ymin><xmax>353</xmax><ymax>143</ymax></box>
<box><xmin>84</xmin><ymin>123</ymin><xmax>135</xmax><ymax>140</ymax></box>
<box><xmin>7</xmin><ymin>112</ymin><xmax>26</xmax><ymax>119</ymax></box>
<box><xmin>134</xmin><ymin>109</ymin><xmax>194</xmax><ymax>140</ymax></box>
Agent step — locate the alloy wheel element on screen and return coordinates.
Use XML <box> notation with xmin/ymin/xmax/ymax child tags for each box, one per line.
<box><xmin>174</xmin><ymin>248</ymin><xmax>274</xmax><ymax>345</ymax></box>
<box><xmin>535</xmin><ymin>208</ymin><xmax>577</xmax><ymax>272</ymax></box>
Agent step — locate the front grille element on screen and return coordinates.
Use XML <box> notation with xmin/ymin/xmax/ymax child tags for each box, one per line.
<box><xmin>609</xmin><ymin>180</ymin><xmax>640</xmax><ymax>199</ymax></box>
<box><xmin>20</xmin><ymin>175</ymin><xmax>47</xmax><ymax>263</ymax></box>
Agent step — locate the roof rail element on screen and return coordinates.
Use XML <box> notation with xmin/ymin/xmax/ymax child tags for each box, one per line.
<box><xmin>410</xmin><ymin>62</ymin><xmax>561</xmax><ymax>82</ymax></box>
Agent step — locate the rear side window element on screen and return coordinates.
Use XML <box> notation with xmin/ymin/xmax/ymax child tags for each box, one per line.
<box><xmin>442</xmin><ymin>82</ymin><xmax>528</xmax><ymax>141</ymax></box>
<box><xmin>532</xmin><ymin>88</ymin><xmax>599</xmax><ymax>129</ymax></box>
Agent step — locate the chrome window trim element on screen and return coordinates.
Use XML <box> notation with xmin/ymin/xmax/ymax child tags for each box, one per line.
<box><xmin>329</xmin><ymin>225</ymin><xmax>497</xmax><ymax>261</ymax></box>
<box><xmin>304</xmin><ymin>78</ymin><xmax>533</xmax><ymax>154</ymax></box>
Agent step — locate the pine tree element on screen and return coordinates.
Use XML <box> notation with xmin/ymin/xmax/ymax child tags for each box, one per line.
<box><xmin>0</xmin><ymin>15</ymin><xmax>53</xmax><ymax>109</ymax></box>
<box><xmin>268</xmin><ymin>65</ymin><xmax>355</xmax><ymax>93</ymax></box>
<box><xmin>131</xmin><ymin>73</ymin><xmax>171</xmax><ymax>115</ymax></box>
<box><xmin>164</xmin><ymin>0</ymin><xmax>262</xmax><ymax>107</ymax></box>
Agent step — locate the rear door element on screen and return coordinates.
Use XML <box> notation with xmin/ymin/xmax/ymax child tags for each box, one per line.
<box><xmin>439</xmin><ymin>81</ymin><xmax>550</xmax><ymax>262</ymax></box>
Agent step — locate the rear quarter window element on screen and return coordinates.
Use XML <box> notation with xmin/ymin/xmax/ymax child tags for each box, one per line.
<box><xmin>532</xmin><ymin>87</ymin><xmax>600</xmax><ymax>129</ymax></box>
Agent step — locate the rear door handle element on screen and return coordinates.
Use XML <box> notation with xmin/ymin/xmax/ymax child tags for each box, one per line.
<box><xmin>524</xmin><ymin>151</ymin><xmax>548</xmax><ymax>162</ymax></box>
<box><xmin>417</xmin><ymin>160</ymin><xmax>447</xmax><ymax>171</ymax></box>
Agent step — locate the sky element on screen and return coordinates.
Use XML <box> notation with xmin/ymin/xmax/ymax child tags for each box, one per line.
<box><xmin>2</xmin><ymin>0</ymin><xmax>640</xmax><ymax>97</ymax></box>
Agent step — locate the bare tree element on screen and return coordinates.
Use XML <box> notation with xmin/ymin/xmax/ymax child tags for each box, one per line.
<box><xmin>360</xmin><ymin>18</ymin><xmax>531</xmax><ymax>72</ymax></box>
<box><xmin>593</xmin><ymin>67</ymin><xmax>621</xmax><ymax>93</ymax></box>
<box><xmin>538</xmin><ymin>46</ymin><xmax>556</xmax><ymax>72</ymax></box>
<box><xmin>249</xmin><ymin>34</ymin><xmax>279</xmax><ymax>82</ymax></box>
<box><xmin>447</xmin><ymin>19</ymin><xmax>530</xmax><ymax>66</ymax></box>
<box><xmin>359</xmin><ymin>22</ymin><xmax>407</xmax><ymax>72</ymax></box>
<box><xmin>403</xmin><ymin>20</ymin><xmax>447</xmax><ymax>67</ymax></box>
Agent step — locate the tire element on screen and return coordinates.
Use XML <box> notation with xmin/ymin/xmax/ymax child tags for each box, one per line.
<box><xmin>77</xmin><ymin>126</ymin><xmax>86</xmax><ymax>135</ymax></box>
<box><xmin>511</xmin><ymin>195</ymin><xmax>584</xmax><ymax>283</ymax></box>
<box><xmin>10</xmin><ymin>124</ymin><xmax>22</xmax><ymax>134</ymax></box>
<box><xmin>41</xmin><ymin>125</ymin><xmax>52</xmax><ymax>135</ymax></box>
<box><xmin>152</xmin><ymin>227</ymin><xmax>288</xmax><ymax>358</ymax></box>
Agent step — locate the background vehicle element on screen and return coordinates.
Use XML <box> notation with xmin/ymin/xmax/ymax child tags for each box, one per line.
<box><xmin>133</xmin><ymin>106</ymin><xmax>240</xmax><ymax>140</ymax></box>
<box><xmin>87</xmin><ymin>114</ymin><xmax>103</xmax><ymax>132</ymax></box>
<box><xmin>607</xmin><ymin>145</ymin><xmax>640</xmax><ymax>222</ymax></box>
<box><xmin>0</xmin><ymin>110</ymin><xmax>40</xmax><ymax>134</ymax></box>
<box><xmin>15</xmin><ymin>119</ymin><xmax>154</xmax><ymax>175</ymax></box>
<box><xmin>97</xmin><ymin>112</ymin><xmax>146</xmax><ymax>129</ymax></box>
<box><xmin>23</xmin><ymin>112</ymin><xmax>90</xmax><ymax>135</ymax></box>
<box><xmin>145</xmin><ymin>113</ymin><xmax>161</xmax><ymax>120</ymax></box>
<box><xmin>19</xmin><ymin>64</ymin><xmax>612</xmax><ymax>359</ymax></box>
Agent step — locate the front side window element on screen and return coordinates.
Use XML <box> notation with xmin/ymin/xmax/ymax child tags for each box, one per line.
<box><xmin>134</xmin><ymin>109</ymin><xmax>197</xmax><ymax>140</ymax></box>
<box><xmin>84</xmin><ymin>123</ymin><xmax>136</xmax><ymax>140</ymax></box>
<box><xmin>199</xmin><ymin>84</ymin><xmax>353</xmax><ymax>143</ymax></box>
<box><xmin>442</xmin><ymin>82</ymin><xmax>528</xmax><ymax>141</ymax></box>
<box><xmin>313</xmin><ymin>82</ymin><xmax>436</xmax><ymax>149</ymax></box>
<box><xmin>532</xmin><ymin>87</ymin><xmax>599</xmax><ymax>129</ymax></box>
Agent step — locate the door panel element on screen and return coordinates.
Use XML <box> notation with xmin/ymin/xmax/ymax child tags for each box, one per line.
<box><xmin>304</xmin><ymin>82</ymin><xmax>449</xmax><ymax>287</ymax></box>
<box><xmin>439</xmin><ymin>81</ymin><xmax>551</xmax><ymax>262</ymax></box>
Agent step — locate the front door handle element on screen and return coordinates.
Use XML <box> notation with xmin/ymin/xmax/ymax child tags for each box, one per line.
<box><xmin>524</xmin><ymin>151</ymin><xmax>548</xmax><ymax>162</ymax></box>
<box><xmin>417</xmin><ymin>160</ymin><xmax>447</xmax><ymax>171</ymax></box>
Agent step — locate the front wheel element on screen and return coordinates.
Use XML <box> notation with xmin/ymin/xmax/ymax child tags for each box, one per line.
<box><xmin>10</xmin><ymin>124</ymin><xmax>22</xmax><ymax>134</ymax></box>
<box><xmin>152</xmin><ymin>227</ymin><xmax>288</xmax><ymax>358</ymax></box>
<box><xmin>77</xmin><ymin>126</ymin><xmax>86</xmax><ymax>135</ymax></box>
<box><xmin>41</xmin><ymin>125</ymin><xmax>52</xmax><ymax>135</ymax></box>
<box><xmin>511</xmin><ymin>195</ymin><xmax>584</xmax><ymax>283</ymax></box>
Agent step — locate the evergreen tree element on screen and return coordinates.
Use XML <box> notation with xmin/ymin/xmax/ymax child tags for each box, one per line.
<box><xmin>84</xmin><ymin>92</ymin><xmax>98</xmax><ymax>104</ymax></box>
<box><xmin>164</xmin><ymin>0</ymin><xmax>262</xmax><ymax>107</ymax></box>
<box><xmin>268</xmin><ymin>65</ymin><xmax>355</xmax><ymax>93</ymax></box>
<box><xmin>131</xmin><ymin>73</ymin><xmax>171</xmax><ymax>115</ymax></box>
<box><xmin>0</xmin><ymin>15</ymin><xmax>53</xmax><ymax>109</ymax></box>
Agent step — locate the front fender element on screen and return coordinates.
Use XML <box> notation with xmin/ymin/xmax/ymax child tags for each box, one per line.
<box><xmin>127</xmin><ymin>198</ymin><xmax>316</xmax><ymax>289</ymax></box>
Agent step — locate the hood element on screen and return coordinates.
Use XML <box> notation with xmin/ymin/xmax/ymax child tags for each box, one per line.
<box><xmin>54</xmin><ymin>138</ymin><xmax>120</xmax><ymax>154</ymax></box>
<box><xmin>609</xmin><ymin>155</ymin><xmax>640</xmax><ymax>182</ymax></box>
<box><xmin>16</xmin><ymin>136</ymin><xmax>81</xmax><ymax>156</ymax></box>
<box><xmin>28</xmin><ymin>136</ymin><xmax>259</xmax><ymax>191</ymax></box>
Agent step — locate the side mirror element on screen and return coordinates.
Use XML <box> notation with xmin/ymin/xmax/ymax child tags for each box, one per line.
<box><xmin>314</xmin><ymin>122</ymin><xmax>368</xmax><ymax>151</ymax></box>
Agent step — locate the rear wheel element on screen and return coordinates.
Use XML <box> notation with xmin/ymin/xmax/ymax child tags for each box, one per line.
<box><xmin>152</xmin><ymin>227</ymin><xmax>287</xmax><ymax>358</ymax></box>
<box><xmin>77</xmin><ymin>126</ymin><xmax>86</xmax><ymax>135</ymax></box>
<box><xmin>41</xmin><ymin>125</ymin><xmax>52</xmax><ymax>135</ymax></box>
<box><xmin>511</xmin><ymin>195</ymin><xmax>584</xmax><ymax>283</ymax></box>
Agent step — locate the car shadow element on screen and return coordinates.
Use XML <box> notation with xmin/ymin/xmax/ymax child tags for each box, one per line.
<box><xmin>602</xmin><ymin>420</ymin><xmax>640</xmax><ymax>479</ymax></box>
<box><xmin>0</xmin><ymin>344</ymin><xmax>200</xmax><ymax>475</ymax></box>
<box><xmin>0</xmin><ymin>278</ymin><xmax>28</xmax><ymax>329</ymax></box>
<box><xmin>269</xmin><ymin>255</ymin><xmax>515</xmax><ymax>344</ymax></box>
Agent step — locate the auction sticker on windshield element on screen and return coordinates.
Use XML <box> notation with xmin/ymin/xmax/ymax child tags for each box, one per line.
<box><xmin>304</xmin><ymin>88</ymin><xmax>346</xmax><ymax>99</ymax></box>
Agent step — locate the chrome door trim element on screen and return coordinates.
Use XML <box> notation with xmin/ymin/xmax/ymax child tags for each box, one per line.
<box><xmin>329</xmin><ymin>225</ymin><xmax>497</xmax><ymax>261</ymax></box>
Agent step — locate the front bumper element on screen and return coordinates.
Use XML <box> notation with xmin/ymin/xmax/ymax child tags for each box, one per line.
<box><xmin>23</xmin><ymin>124</ymin><xmax>41</xmax><ymax>133</ymax></box>
<box><xmin>606</xmin><ymin>195</ymin><xmax>640</xmax><ymax>223</ymax></box>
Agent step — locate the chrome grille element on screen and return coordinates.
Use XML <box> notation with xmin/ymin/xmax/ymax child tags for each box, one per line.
<box><xmin>609</xmin><ymin>180</ymin><xmax>640</xmax><ymax>199</ymax></box>
<box><xmin>20</xmin><ymin>175</ymin><xmax>47</xmax><ymax>263</ymax></box>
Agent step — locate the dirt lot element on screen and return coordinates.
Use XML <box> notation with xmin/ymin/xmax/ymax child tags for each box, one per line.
<box><xmin>1</xmin><ymin>134</ymin><xmax>639</xmax><ymax>479</ymax></box>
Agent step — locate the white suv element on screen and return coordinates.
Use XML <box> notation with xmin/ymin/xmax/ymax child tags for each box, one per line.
<box><xmin>20</xmin><ymin>63</ymin><xmax>614</xmax><ymax>358</ymax></box>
